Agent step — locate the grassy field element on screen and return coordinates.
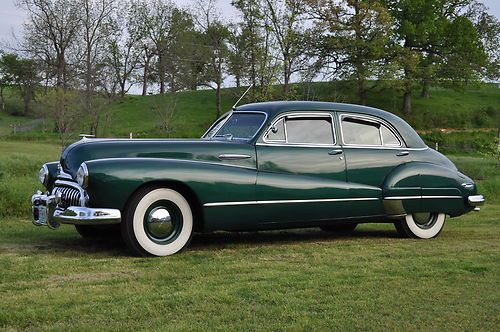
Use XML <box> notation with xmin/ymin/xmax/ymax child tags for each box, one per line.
<box><xmin>0</xmin><ymin>140</ymin><xmax>498</xmax><ymax>330</ymax></box>
<box><xmin>0</xmin><ymin>207</ymin><xmax>498</xmax><ymax>330</ymax></box>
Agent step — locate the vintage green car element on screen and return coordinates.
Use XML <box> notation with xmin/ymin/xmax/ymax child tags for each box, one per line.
<box><xmin>32</xmin><ymin>101</ymin><xmax>484</xmax><ymax>256</ymax></box>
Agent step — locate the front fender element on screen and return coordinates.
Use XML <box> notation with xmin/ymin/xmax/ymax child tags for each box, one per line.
<box><xmin>84</xmin><ymin>158</ymin><xmax>257</xmax><ymax>212</ymax></box>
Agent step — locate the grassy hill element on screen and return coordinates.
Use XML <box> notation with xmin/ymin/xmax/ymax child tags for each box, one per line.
<box><xmin>0</xmin><ymin>82</ymin><xmax>498</xmax><ymax>152</ymax></box>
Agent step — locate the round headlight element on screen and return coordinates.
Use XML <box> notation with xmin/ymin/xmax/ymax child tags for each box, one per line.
<box><xmin>39</xmin><ymin>164</ymin><xmax>49</xmax><ymax>186</ymax></box>
<box><xmin>76</xmin><ymin>163</ymin><xmax>89</xmax><ymax>188</ymax></box>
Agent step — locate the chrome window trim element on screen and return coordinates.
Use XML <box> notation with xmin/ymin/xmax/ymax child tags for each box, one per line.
<box><xmin>207</xmin><ymin>111</ymin><xmax>268</xmax><ymax>141</ymax></box>
<box><xmin>339</xmin><ymin>113</ymin><xmax>404</xmax><ymax>148</ymax></box>
<box><xmin>262</xmin><ymin>112</ymin><xmax>337</xmax><ymax>147</ymax></box>
<box><xmin>204</xmin><ymin>197</ymin><xmax>378</xmax><ymax>207</ymax></box>
<box><xmin>201</xmin><ymin>112</ymin><xmax>231</xmax><ymax>138</ymax></box>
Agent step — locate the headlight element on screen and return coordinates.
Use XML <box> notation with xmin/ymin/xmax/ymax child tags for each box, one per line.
<box><xmin>76</xmin><ymin>163</ymin><xmax>89</xmax><ymax>188</ymax></box>
<box><xmin>39</xmin><ymin>164</ymin><xmax>49</xmax><ymax>186</ymax></box>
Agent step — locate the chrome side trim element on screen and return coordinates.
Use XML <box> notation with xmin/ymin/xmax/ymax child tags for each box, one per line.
<box><xmin>384</xmin><ymin>195</ymin><xmax>462</xmax><ymax>200</ymax></box>
<box><xmin>218</xmin><ymin>154</ymin><xmax>252</xmax><ymax>160</ymax></box>
<box><xmin>204</xmin><ymin>197</ymin><xmax>378</xmax><ymax>207</ymax></box>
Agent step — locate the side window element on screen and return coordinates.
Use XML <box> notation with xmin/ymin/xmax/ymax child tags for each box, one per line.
<box><xmin>380</xmin><ymin>125</ymin><xmax>400</xmax><ymax>146</ymax></box>
<box><xmin>342</xmin><ymin>117</ymin><xmax>381</xmax><ymax>145</ymax></box>
<box><xmin>286</xmin><ymin>117</ymin><xmax>334</xmax><ymax>145</ymax></box>
<box><xmin>265</xmin><ymin>118</ymin><xmax>285</xmax><ymax>142</ymax></box>
<box><xmin>341</xmin><ymin>116</ymin><xmax>401</xmax><ymax>147</ymax></box>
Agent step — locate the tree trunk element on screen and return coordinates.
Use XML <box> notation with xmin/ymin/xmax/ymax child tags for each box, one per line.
<box><xmin>158</xmin><ymin>54</ymin><xmax>165</xmax><ymax>94</ymax></box>
<box><xmin>0</xmin><ymin>87</ymin><xmax>4</xmax><ymax>111</ymax></box>
<box><xmin>357</xmin><ymin>76</ymin><xmax>367</xmax><ymax>105</ymax></box>
<box><xmin>403</xmin><ymin>91</ymin><xmax>412</xmax><ymax>115</ymax></box>
<box><xmin>142</xmin><ymin>56</ymin><xmax>150</xmax><ymax>96</ymax></box>
<box><xmin>421</xmin><ymin>80</ymin><xmax>430</xmax><ymax>98</ymax></box>
<box><xmin>215</xmin><ymin>83</ymin><xmax>221</xmax><ymax>119</ymax></box>
<box><xmin>283</xmin><ymin>59</ymin><xmax>290</xmax><ymax>96</ymax></box>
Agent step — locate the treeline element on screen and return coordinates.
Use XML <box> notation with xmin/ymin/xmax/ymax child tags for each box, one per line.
<box><xmin>0</xmin><ymin>0</ymin><xmax>498</xmax><ymax>140</ymax></box>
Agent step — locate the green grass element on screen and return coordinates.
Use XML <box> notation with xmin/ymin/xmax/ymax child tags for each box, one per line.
<box><xmin>0</xmin><ymin>140</ymin><xmax>498</xmax><ymax>330</ymax></box>
<box><xmin>1</xmin><ymin>83</ymin><xmax>499</xmax><ymax>142</ymax></box>
<box><xmin>0</xmin><ymin>206</ymin><xmax>498</xmax><ymax>330</ymax></box>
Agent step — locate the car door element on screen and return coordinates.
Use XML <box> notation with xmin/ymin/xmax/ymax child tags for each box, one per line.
<box><xmin>254</xmin><ymin>112</ymin><xmax>354</xmax><ymax>226</ymax></box>
<box><xmin>339</xmin><ymin>113</ymin><xmax>416</xmax><ymax>197</ymax></box>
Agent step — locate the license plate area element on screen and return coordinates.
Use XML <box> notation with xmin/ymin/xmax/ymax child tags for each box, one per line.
<box><xmin>33</xmin><ymin>205</ymin><xmax>48</xmax><ymax>226</ymax></box>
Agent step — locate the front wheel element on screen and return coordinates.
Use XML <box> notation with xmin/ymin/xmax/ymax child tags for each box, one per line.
<box><xmin>394</xmin><ymin>212</ymin><xmax>446</xmax><ymax>239</ymax></box>
<box><xmin>121</xmin><ymin>187</ymin><xmax>194</xmax><ymax>256</ymax></box>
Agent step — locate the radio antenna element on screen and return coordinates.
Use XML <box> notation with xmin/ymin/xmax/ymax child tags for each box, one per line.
<box><xmin>232</xmin><ymin>85</ymin><xmax>253</xmax><ymax>110</ymax></box>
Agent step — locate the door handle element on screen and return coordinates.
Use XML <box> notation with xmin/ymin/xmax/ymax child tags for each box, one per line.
<box><xmin>396</xmin><ymin>151</ymin><xmax>409</xmax><ymax>157</ymax></box>
<box><xmin>328</xmin><ymin>149</ymin><xmax>343</xmax><ymax>155</ymax></box>
<box><xmin>218</xmin><ymin>154</ymin><xmax>251</xmax><ymax>161</ymax></box>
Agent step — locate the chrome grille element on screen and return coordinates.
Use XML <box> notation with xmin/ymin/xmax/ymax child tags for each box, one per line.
<box><xmin>54</xmin><ymin>186</ymin><xmax>82</xmax><ymax>208</ymax></box>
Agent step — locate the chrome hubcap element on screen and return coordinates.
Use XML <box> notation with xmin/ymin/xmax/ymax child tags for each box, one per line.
<box><xmin>146</xmin><ymin>207</ymin><xmax>174</xmax><ymax>239</ymax></box>
<box><xmin>412</xmin><ymin>212</ymin><xmax>438</xmax><ymax>229</ymax></box>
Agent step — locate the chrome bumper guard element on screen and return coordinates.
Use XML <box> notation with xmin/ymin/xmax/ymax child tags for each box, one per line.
<box><xmin>31</xmin><ymin>190</ymin><xmax>121</xmax><ymax>229</ymax></box>
<box><xmin>468</xmin><ymin>195</ymin><xmax>485</xmax><ymax>207</ymax></box>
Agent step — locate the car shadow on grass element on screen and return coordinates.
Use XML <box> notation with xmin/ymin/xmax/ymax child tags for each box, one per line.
<box><xmin>189</xmin><ymin>227</ymin><xmax>400</xmax><ymax>251</ymax></box>
<box><xmin>1</xmin><ymin>225</ymin><xmax>400</xmax><ymax>257</ymax></box>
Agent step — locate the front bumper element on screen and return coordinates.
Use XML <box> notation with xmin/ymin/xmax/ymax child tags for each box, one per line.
<box><xmin>32</xmin><ymin>190</ymin><xmax>121</xmax><ymax>229</ymax></box>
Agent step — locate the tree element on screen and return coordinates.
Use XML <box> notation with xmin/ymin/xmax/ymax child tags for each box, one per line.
<box><xmin>193</xmin><ymin>0</ymin><xmax>229</xmax><ymax>118</ymax></box>
<box><xmin>264</xmin><ymin>0</ymin><xmax>307</xmax><ymax>96</ymax></box>
<box><xmin>1</xmin><ymin>53</ymin><xmax>39</xmax><ymax>115</ymax></box>
<box><xmin>79</xmin><ymin>0</ymin><xmax>116</xmax><ymax>135</ymax></box>
<box><xmin>0</xmin><ymin>52</ymin><xmax>15</xmax><ymax>112</ymax></box>
<box><xmin>18</xmin><ymin>0</ymin><xmax>81</xmax><ymax>89</ymax></box>
<box><xmin>307</xmin><ymin>0</ymin><xmax>394</xmax><ymax>105</ymax></box>
<box><xmin>385</xmin><ymin>0</ymin><xmax>488</xmax><ymax>114</ymax></box>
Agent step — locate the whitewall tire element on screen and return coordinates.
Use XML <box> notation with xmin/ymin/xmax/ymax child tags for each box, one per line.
<box><xmin>122</xmin><ymin>187</ymin><xmax>193</xmax><ymax>256</ymax></box>
<box><xmin>394</xmin><ymin>212</ymin><xmax>446</xmax><ymax>239</ymax></box>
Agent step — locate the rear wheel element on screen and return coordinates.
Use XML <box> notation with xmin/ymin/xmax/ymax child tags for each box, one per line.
<box><xmin>320</xmin><ymin>223</ymin><xmax>357</xmax><ymax>233</ymax></box>
<box><xmin>394</xmin><ymin>212</ymin><xmax>446</xmax><ymax>239</ymax></box>
<box><xmin>121</xmin><ymin>187</ymin><xmax>194</xmax><ymax>256</ymax></box>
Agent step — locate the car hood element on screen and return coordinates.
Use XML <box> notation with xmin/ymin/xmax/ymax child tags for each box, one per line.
<box><xmin>60</xmin><ymin>138</ymin><xmax>256</xmax><ymax>176</ymax></box>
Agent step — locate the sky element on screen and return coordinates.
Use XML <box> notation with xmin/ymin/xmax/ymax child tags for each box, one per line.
<box><xmin>1</xmin><ymin>0</ymin><xmax>499</xmax><ymax>46</ymax></box>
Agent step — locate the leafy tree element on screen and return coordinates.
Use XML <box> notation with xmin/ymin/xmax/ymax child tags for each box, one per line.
<box><xmin>385</xmin><ymin>0</ymin><xmax>488</xmax><ymax>114</ymax></box>
<box><xmin>193</xmin><ymin>0</ymin><xmax>230</xmax><ymax>118</ymax></box>
<box><xmin>0</xmin><ymin>52</ymin><xmax>15</xmax><ymax>112</ymax></box>
<box><xmin>1</xmin><ymin>53</ymin><xmax>39</xmax><ymax>115</ymax></box>
<box><xmin>264</xmin><ymin>0</ymin><xmax>308</xmax><ymax>96</ymax></box>
<box><xmin>307</xmin><ymin>0</ymin><xmax>394</xmax><ymax>105</ymax></box>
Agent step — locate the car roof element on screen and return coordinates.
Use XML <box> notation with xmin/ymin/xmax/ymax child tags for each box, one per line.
<box><xmin>235</xmin><ymin>101</ymin><xmax>427</xmax><ymax>149</ymax></box>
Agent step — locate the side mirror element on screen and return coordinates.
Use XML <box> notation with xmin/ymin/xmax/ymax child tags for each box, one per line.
<box><xmin>270</xmin><ymin>125</ymin><xmax>278</xmax><ymax>134</ymax></box>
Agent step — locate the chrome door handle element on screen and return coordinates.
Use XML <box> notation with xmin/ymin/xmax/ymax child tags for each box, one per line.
<box><xmin>218</xmin><ymin>154</ymin><xmax>251</xmax><ymax>161</ymax></box>
<box><xmin>396</xmin><ymin>151</ymin><xmax>409</xmax><ymax>157</ymax></box>
<box><xmin>328</xmin><ymin>149</ymin><xmax>343</xmax><ymax>155</ymax></box>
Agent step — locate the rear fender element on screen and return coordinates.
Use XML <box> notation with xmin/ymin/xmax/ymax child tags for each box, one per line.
<box><xmin>382</xmin><ymin>162</ymin><xmax>469</xmax><ymax>216</ymax></box>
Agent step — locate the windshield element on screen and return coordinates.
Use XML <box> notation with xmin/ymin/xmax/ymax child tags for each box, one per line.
<box><xmin>208</xmin><ymin>112</ymin><xmax>266</xmax><ymax>141</ymax></box>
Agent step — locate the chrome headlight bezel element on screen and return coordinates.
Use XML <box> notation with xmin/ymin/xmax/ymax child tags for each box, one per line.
<box><xmin>76</xmin><ymin>163</ymin><xmax>89</xmax><ymax>188</ymax></box>
<box><xmin>39</xmin><ymin>164</ymin><xmax>49</xmax><ymax>186</ymax></box>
